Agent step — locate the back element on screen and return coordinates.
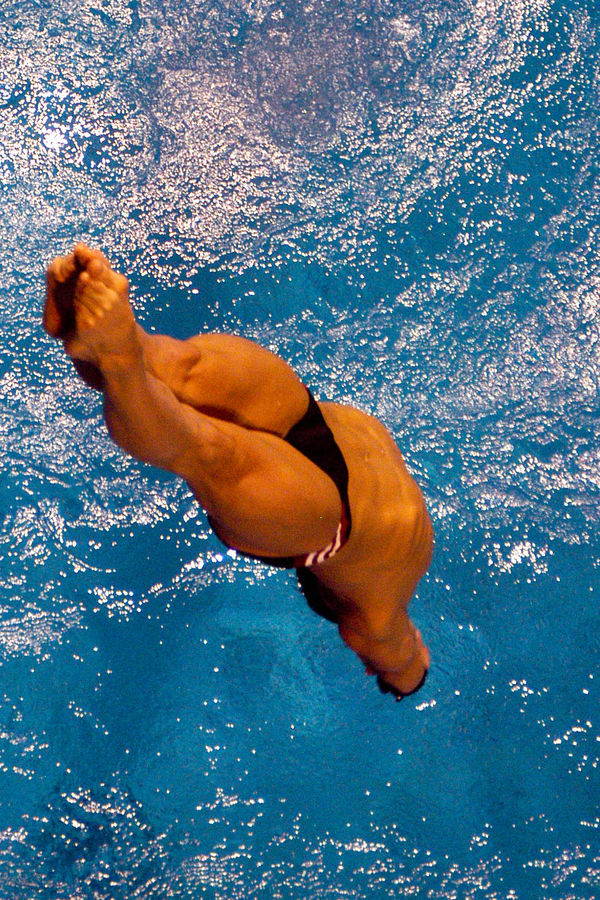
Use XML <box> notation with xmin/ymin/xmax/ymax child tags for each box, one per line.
<box><xmin>313</xmin><ymin>402</ymin><xmax>433</xmax><ymax>611</ymax></box>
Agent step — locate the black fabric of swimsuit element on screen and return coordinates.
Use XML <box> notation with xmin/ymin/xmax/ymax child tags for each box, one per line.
<box><xmin>249</xmin><ymin>389</ymin><xmax>351</xmax><ymax>568</ymax></box>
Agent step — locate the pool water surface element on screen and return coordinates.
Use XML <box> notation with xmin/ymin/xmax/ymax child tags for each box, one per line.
<box><xmin>0</xmin><ymin>0</ymin><xmax>599</xmax><ymax>896</ymax></box>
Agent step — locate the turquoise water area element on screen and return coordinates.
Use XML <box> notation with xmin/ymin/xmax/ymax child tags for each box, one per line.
<box><xmin>1</xmin><ymin>0</ymin><xmax>599</xmax><ymax>896</ymax></box>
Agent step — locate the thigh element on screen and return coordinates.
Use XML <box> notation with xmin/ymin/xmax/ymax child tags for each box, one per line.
<box><xmin>142</xmin><ymin>330</ymin><xmax>309</xmax><ymax>435</ymax></box>
<box><xmin>175</xmin><ymin>414</ymin><xmax>343</xmax><ymax>560</ymax></box>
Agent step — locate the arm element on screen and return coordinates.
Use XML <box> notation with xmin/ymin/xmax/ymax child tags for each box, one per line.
<box><xmin>338</xmin><ymin>608</ymin><xmax>430</xmax><ymax>698</ymax></box>
<box><xmin>61</xmin><ymin>252</ymin><xmax>239</xmax><ymax>479</ymax></box>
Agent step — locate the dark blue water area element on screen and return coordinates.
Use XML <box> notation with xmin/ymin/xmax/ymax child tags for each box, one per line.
<box><xmin>1</xmin><ymin>0</ymin><xmax>600</xmax><ymax>896</ymax></box>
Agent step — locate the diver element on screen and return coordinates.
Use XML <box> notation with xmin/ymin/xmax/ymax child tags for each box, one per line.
<box><xmin>44</xmin><ymin>244</ymin><xmax>433</xmax><ymax>700</ymax></box>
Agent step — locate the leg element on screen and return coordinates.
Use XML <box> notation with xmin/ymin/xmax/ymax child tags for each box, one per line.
<box><xmin>67</xmin><ymin>260</ymin><xmax>341</xmax><ymax>558</ymax></box>
<box><xmin>44</xmin><ymin>245</ymin><xmax>309</xmax><ymax>436</ymax></box>
<box><xmin>137</xmin><ymin>329</ymin><xmax>310</xmax><ymax>437</ymax></box>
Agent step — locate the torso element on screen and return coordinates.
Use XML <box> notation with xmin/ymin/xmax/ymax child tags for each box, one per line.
<box><xmin>311</xmin><ymin>402</ymin><xmax>434</xmax><ymax>620</ymax></box>
<box><xmin>199</xmin><ymin>386</ymin><xmax>433</xmax><ymax>624</ymax></box>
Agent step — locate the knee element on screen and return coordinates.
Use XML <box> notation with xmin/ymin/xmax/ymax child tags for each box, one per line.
<box><xmin>176</xmin><ymin>344</ymin><xmax>210</xmax><ymax>402</ymax></box>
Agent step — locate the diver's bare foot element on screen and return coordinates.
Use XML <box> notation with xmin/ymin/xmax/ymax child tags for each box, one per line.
<box><xmin>65</xmin><ymin>256</ymin><xmax>140</xmax><ymax>369</ymax></box>
<box><xmin>44</xmin><ymin>252</ymin><xmax>80</xmax><ymax>338</ymax></box>
<box><xmin>44</xmin><ymin>244</ymin><xmax>111</xmax><ymax>339</ymax></box>
<box><xmin>72</xmin><ymin>243</ymin><xmax>110</xmax><ymax>273</ymax></box>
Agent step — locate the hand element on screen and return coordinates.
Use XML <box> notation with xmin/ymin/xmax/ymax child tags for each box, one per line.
<box><xmin>367</xmin><ymin>630</ymin><xmax>430</xmax><ymax>700</ymax></box>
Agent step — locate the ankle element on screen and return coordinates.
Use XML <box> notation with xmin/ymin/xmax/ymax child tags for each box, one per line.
<box><xmin>135</xmin><ymin>325</ymin><xmax>158</xmax><ymax>374</ymax></box>
<box><xmin>97</xmin><ymin>343</ymin><xmax>144</xmax><ymax>377</ymax></box>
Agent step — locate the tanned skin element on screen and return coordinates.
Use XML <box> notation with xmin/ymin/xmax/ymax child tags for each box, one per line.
<box><xmin>44</xmin><ymin>245</ymin><xmax>433</xmax><ymax>699</ymax></box>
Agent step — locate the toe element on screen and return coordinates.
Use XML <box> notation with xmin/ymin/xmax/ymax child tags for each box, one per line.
<box><xmin>74</xmin><ymin>244</ymin><xmax>109</xmax><ymax>270</ymax></box>
<box><xmin>106</xmin><ymin>267</ymin><xmax>129</xmax><ymax>295</ymax></box>
<box><xmin>87</xmin><ymin>257</ymin><xmax>105</xmax><ymax>279</ymax></box>
<box><xmin>58</xmin><ymin>256</ymin><xmax>77</xmax><ymax>282</ymax></box>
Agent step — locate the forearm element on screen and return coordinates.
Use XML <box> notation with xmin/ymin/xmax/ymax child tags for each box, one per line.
<box><xmin>339</xmin><ymin>612</ymin><xmax>427</xmax><ymax>689</ymax></box>
<box><xmin>346</xmin><ymin>625</ymin><xmax>418</xmax><ymax>676</ymax></box>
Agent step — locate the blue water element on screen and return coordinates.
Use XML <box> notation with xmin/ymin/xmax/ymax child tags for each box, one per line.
<box><xmin>1</xmin><ymin>0</ymin><xmax>599</xmax><ymax>896</ymax></box>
